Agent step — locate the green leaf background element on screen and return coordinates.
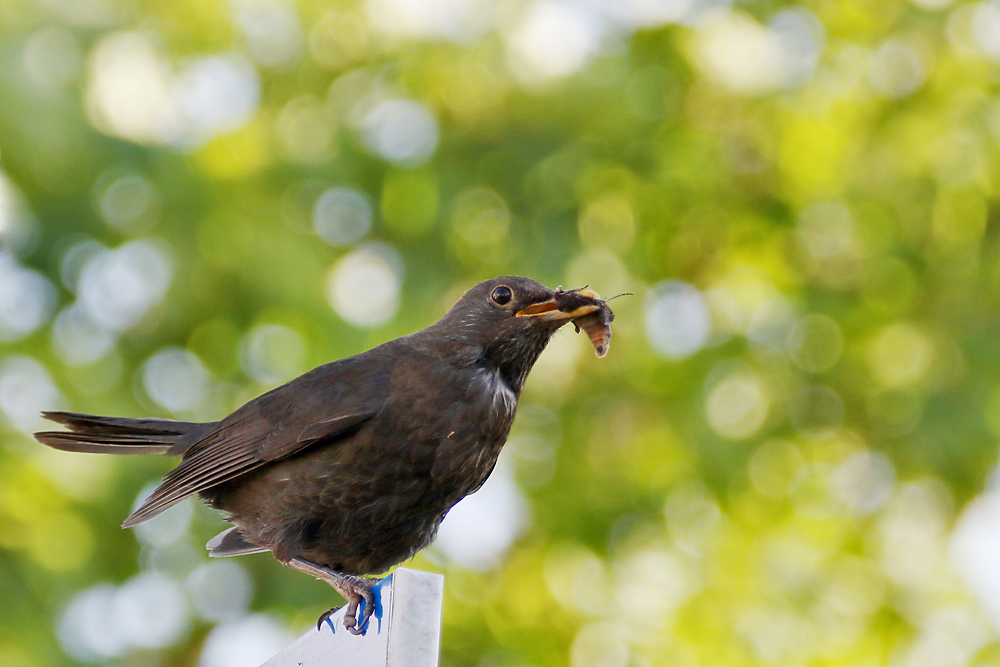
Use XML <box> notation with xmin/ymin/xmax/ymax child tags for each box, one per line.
<box><xmin>2</xmin><ymin>0</ymin><xmax>1000</xmax><ymax>664</ymax></box>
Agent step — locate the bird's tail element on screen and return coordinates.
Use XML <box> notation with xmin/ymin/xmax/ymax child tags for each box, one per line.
<box><xmin>34</xmin><ymin>411</ymin><xmax>212</xmax><ymax>456</ymax></box>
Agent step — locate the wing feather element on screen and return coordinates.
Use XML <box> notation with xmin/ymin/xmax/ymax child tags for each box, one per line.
<box><xmin>124</xmin><ymin>454</ymin><xmax>261</xmax><ymax>526</ymax></box>
<box><xmin>122</xmin><ymin>354</ymin><xmax>393</xmax><ymax>527</ymax></box>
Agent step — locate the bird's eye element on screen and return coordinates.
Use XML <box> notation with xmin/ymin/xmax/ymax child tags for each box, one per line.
<box><xmin>491</xmin><ymin>285</ymin><xmax>513</xmax><ymax>306</ymax></box>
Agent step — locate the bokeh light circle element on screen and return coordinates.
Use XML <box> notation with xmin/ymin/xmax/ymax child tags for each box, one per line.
<box><xmin>645</xmin><ymin>280</ymin><xmax>711</xmax><ymax>359</ymax></box>
<box><xmin>326</xmin><ymin>243</ymin><xmax>403</xmax><ymax>328</ymax></box>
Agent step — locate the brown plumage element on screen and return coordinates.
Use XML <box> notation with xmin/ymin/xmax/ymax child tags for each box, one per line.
<box><xmin>35</xmin><ymin>277</ymin><xmax>613</xmax><ymax>633</ymax></box>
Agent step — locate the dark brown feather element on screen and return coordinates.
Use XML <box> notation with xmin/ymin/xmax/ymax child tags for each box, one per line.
<box><xmin>35</xmin><ymin>276</ymin><xmax>613</xmax><ymax>580</ymax></box>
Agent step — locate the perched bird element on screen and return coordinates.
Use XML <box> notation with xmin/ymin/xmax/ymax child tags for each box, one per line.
<box><xmin>35</xmin><ymin>276</ymin><xmax>614</xmax><ymax>634</ymax></box>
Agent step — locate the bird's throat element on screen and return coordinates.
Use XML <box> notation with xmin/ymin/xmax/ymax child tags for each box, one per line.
<box><xmin>484</xmin><ymin>327</ymin><xmax>554</xmax><ymax>394</ymax></box>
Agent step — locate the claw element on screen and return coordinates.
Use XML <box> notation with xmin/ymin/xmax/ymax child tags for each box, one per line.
<box><xmin>317</xmin><ymin>605</ymin><xmax>343</xmax><ymax>632</ymax></box>
<box><xmin>342</xmin><ymin>596</ymin><xmax>361</xmax><ymax>635</ymax></box>
<box><xmin>354</xmin><ymin>587</ymin><xmax>376</xmax><ymax>635</ymax></box>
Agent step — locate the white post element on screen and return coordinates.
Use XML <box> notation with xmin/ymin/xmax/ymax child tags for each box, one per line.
<box><xmin>262</xmin><ymin>568</ymin><xmax>444</xmax><ymax>667</ymax></box>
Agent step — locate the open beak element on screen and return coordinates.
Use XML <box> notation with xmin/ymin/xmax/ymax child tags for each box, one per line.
<box><xmin>515</xmin><ymin>288</ymin><xmax>603</xmax><ymax>322</ymax></box>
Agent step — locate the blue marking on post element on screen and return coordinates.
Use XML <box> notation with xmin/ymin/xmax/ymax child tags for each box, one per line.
<box><xmin>355</xmin><ymin>574</ymin><xmax>392</xmax><ymax>636</ymax></box>
<box><xmin>320</xmin><ymin>574</ymin><xmax>394</xmax><ymax>637</ymax></box>
<box><xmin>357</xmin><ymin>596</ymin><xmax>367</xmax><ymax>635</ymax></box>
<box><xmin>372</xmin><ymin>574</ymin><xmax>391</xmax><ymax>633</ymax></box>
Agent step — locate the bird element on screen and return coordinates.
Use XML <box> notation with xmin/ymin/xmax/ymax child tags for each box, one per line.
<box><xmin>35</xmin><ymin>276</ymin><xmax>614</xmax><ymax>634</ymax></box>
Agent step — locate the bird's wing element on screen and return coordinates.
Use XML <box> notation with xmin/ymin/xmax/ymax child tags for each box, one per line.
<box><xmin>123</xmin><ymin>354</ymin><xmax>392</xmax><ymax>527</ymax></box>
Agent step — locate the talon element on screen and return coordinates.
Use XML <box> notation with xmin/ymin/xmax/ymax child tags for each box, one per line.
<box><xmin>317</xmin><ymin>606</ymin><xmax>342</xmax><ymax>632</ymax></box>
<box><xmin>341</xmin><ymin>596</ymin><xmax>361</xmax><ymax>634</ymax></box>
<box><xmin>341</xmin><ymin>587</ymin><xmax>376</xmax><ymax>635</ymax></box>
<box><xmin>357</xmin><ymin>589</ymin><xmax>376</xmax><ymax>632</ymax></box>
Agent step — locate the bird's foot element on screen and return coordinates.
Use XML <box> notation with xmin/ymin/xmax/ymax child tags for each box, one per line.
<box><xmin>288</xmin><ymin>558</ymin><xmax>381</xmax><ymax>636</ymax></box>
<box><xmin>338</xmin><ymin>578</ymin><xmax>377</xmax><ymax>636</ymax></box>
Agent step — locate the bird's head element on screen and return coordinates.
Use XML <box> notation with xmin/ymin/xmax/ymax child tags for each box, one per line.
<box><xmin>430</xmin><ymin>276</ymin><xmax>605</xmax><ymax>392</ymax></box>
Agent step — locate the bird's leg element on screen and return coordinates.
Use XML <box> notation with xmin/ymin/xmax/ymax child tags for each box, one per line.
<box><xmin>288</xmin><ymin>557</ymin><xmax>377</xmax><ymax>635</ymax></box>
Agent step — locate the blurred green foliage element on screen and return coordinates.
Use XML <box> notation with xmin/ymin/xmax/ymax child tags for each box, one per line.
<box><xmin>2</xmin><ymin>0</ymin><xmax>1000</xmax><ymax>665</ymax></box>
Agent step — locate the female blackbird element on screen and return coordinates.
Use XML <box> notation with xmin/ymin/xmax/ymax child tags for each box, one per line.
<box><xmin>35</xmin><ymin>276</ymin><xmax>613</xmax><ymax>634</ymax></box>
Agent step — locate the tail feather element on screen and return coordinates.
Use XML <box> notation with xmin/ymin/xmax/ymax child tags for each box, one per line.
<box><xmin>207</xmin><ymin>527</ymin><xmax>269</xmax><ymax>558</ymax></box>
<box><xmin>35</xmin><ymin>431</ymin><xmax>176</xmax><ymax>455</ymax></box>
<box><xmin>34</xmin><ymin>411</ymin><xmax>213</xmax><ymax>456</ymax></box>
